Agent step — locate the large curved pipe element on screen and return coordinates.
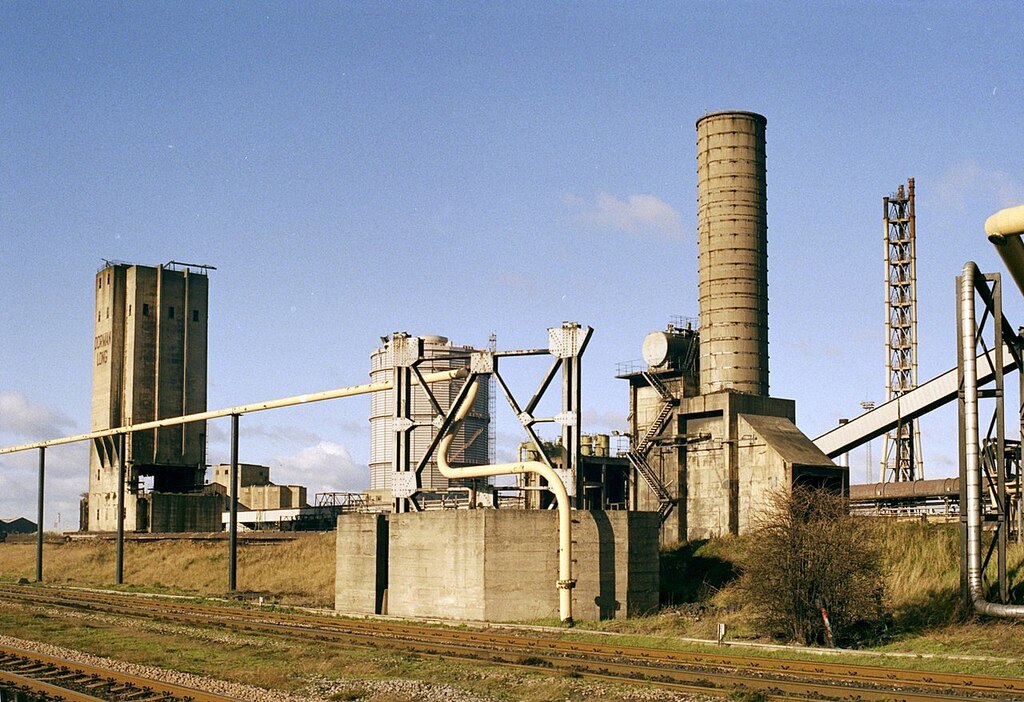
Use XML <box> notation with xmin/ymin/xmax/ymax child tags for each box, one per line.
<box><xmin>960</xmin><ymin>261</ymin><xmax>1024</xmax><ymax>617</ymax></box>
<box><xmin>436</xmin><ymin>377</ymin><xmax>575</xmax><ymax>625</ymax></box>
<box><xmin>986</xmin><ymin>205</ymin><xmax>1024</xmax><ymax>298</ymax></box>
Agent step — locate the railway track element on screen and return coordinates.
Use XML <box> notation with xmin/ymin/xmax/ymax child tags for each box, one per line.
<box><xmin>0</xmin><ymin>642</ymin><xmax>243</xmax><ymax>701</ymax></box>
<box><xmin>2</xmin><ymin>583</ymin><xmax>1023</xmax><ymax>701</ymax></box>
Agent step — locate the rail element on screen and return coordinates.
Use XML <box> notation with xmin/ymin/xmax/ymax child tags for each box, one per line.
<box><xmin>5</xmin><ymin>584</ymin><xmax>1023</xmax><ymax>702</ymax></box>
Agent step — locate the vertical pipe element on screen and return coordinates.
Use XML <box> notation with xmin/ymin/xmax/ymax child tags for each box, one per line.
<box><xmin>116</xmin><ymin>432</ymin><xmax>125</xmax><ymax>585</ymax></box>
<box><xmin>563</xmin><ymin>354</ymin><xmax>581</xmax><ymax>508</ymax></box>
<box><xmin>229</xmin><ymin>414</ymin><xmax>239</xmax><ymax>592</ymax></box>
<box><xmin>436</xmin><ymin>377</ymin><xmax>575</xmax><ymax>625</ymax></box>
<box><xmin>956</xmin><ymin>273</ymin><xmax>970</xmax><ymax>609</ymax></box>
<box><xmin>837</xmin><ymin>419</ymin><xmax>849</xmax><ymax>469</ymax></box>
<box><xmin>960</xmin><ymin>262</ymin><xmax>1024</xmax><ymax>617</ymax></box>
<box><xmin>35</xmin><ymin>447</ymin><xmax>44</xmax><ymax>583</ymax></box>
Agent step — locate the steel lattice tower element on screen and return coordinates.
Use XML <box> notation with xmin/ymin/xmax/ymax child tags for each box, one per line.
<box><xmin>882</xmin><ymin>178</ymin><xmax>923</xmax><ymax>482</ymax></box>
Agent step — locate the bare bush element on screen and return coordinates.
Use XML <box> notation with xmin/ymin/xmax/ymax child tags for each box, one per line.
<box><xmin>740</xmin><ymin>485</ymin><xmax>887</xmax><ymax>646</ymax></box>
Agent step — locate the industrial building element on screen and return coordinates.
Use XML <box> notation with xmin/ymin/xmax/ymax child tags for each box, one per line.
<box><xmin>621</xmin><ymin>112</ymin><xmax>845</xmax><ymax>545</ymax></box>
<box><xmin>0</xmin><ymin>518</ymin><xmax>36</xmax><ymax>535</ymax></box>
<box><xmin>207</xmin><ymin>463</ymin><xmax>314</xmax><ymax>530</ymax></box>
<box><xmin>209</xmin><ymin>463</ymin><xmax>308</xmax><ymax>511</ymax></box>
<box><xmin>85</xmin><ymin>261</ymin><xmax>219</xmax><ymax>533</ymax></box>
<box><xmin>334</xmin><ymin>110</ymin><xmax>845</xmax><ymax>621</ymax></box>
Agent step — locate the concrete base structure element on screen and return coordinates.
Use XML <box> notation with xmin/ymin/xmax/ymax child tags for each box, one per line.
<box><xmin>677</xmin><ymin>391</ymin><xmax>846</xmax><ymax>541</ymax></box>
<box><xmin>335</xmin><ymin>514</ymin><xmax>389</xmax><ymax>614</ymax></box>
<box><xmin>626</xmin><ymin>372</ymin><xmax>847</xmax><ymax>546</ymax></box>
<box><xmin>142</xmin><ymin>492</ymin><xmax>222</xmax><ymax>533</ymax></box>
<box><xmin>335</xmin><ymin>510</ymin><xmax>659</xmax><ymax>622</ymax></box>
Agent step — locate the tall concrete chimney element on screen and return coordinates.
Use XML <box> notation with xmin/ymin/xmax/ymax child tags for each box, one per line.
<box><xmin>695</xmin><ymin>111</ymin><xmax>769</xmax><ymax>396</ymax></box>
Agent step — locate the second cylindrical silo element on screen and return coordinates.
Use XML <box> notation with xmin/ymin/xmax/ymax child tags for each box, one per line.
<box><xmin>368</xmin><ymin>335</ymin><xmax>490</xmax><ymax>493</ymax></box>
<box><xmin>696</xmin><ymin>111</ymin><xmax>769</xmax><ymax>396</ymax></box>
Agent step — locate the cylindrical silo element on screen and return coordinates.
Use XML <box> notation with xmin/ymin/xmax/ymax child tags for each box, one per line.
<box><xmin>368</xmin><ymin>335</ymin><xmax>490</xmax><ymax>493</ymax></box>
<box><xmin>696</xmin><ymin>111</ymin><xmax>769</xmax><ymax>395</ymax></box>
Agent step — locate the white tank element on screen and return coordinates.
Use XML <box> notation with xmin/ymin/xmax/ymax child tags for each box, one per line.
<box><xmin>368</xmin><ymin>335</ymin><xmax>490</xmax><ymax>492</ymax></box>
<box><xmin>642</xmin><ymin>330</ymin><xmax>694</xmax><ymax>368</ymax></box>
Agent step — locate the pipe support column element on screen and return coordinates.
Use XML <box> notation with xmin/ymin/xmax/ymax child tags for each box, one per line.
<box><xmin>229</xmin><ymin>414</ymin><xmax>239</xmax><ymax>592</ymax></box>
<box><xmin>35</xmin><ymin>447</ymin><xmax>44</xmax><ymax>583</ymax></box>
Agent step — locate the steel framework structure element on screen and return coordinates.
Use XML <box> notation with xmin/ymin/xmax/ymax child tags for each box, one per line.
<box><xmin>882</xmin><ymin>178</ymin><xmax>924</xmax><ymax>482</ymax></box>
<box><xmin>389</xmin><ymin>323</ymin><xmax>592</xmax><ymax>512</ymax></box>
<box><xmin>956</xmin><ymin>268</ymin><xmax>1022</xmax><ymax>608</ymax></box>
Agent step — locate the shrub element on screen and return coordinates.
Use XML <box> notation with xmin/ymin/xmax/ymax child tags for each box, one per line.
<box><xmin>740</xmin><ymin>485</ymin><xmax>888</xmax><ymax>646</ymax></box>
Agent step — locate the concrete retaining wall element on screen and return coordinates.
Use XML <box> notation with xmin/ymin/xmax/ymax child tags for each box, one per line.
<box><xmin>336</xmin><ymin>510</ymin><xmax>659</xmax><ymax>623</ymax></box>
<box><xmin>335</xmin><ymin>513</ymin><xmax>388</xmax><ymax>614</ymax></box>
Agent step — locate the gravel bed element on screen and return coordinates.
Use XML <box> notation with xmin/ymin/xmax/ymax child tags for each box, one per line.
<box><xmin>0</xmin><ymin>634</ymin><xmax>504</xmax><ymax>701</ymax></box>
<box><xmin>0</xmin><ymin>632</ymin><xmax>716</xmax><ymax>701</ymax></box>
<box><xmin>0</xmin><ymin>634</ymin><xmax>317</xmax><ymax>702</ymax></box>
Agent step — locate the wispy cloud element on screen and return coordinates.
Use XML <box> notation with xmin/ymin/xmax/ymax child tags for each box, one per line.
<box><xmin>566</xmin><ymin>192</ymin><xmax>684</xmax><ymax>238</ymax></box>
<box><xmin>935</xmin><ymin>160</ymin><xmax>1024</xmax><ymax>212</ymax></box>
<box><xmin>272</xmin><ymin>440</ymin><xmax>367</xmax><ymax>493</ymax></box>
<box><xmin>0</xmin><ymin>392</ymin><xmax>77</xmax><ymax>440</ymax></box>
<box><xmin>582</xmin><ymin>408</ymin><xmax>628</xmax><ymax>433</ymax></box>
<box><xmin>0</xmin><ymin>443</ymin><xmax>88</xmax><ymax>528</ymax></box>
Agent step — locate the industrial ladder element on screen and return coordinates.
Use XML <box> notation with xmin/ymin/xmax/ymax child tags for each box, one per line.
<box><xmin>627</xmin><ymin>371</ymin><xmax>677</xmax><ymax>520</ymax></box>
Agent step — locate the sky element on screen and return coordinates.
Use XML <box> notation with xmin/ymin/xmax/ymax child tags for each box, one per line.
<box><xmin>2</xmin><ymin>1</ymin><xmax>1024</xmax><ymax>529</ymax></box>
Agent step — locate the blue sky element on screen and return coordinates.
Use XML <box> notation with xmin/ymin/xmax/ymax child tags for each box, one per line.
<box><xmin>2</xmin><ymin>2</ymin><xmax>1023</xmax><ymax>528</ymax></box>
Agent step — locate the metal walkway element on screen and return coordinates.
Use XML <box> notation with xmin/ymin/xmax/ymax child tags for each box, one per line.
<box><xmin>813</xmin><ymin>348</ymin><xmax>1017</xmax><ymax>458</ymax></box>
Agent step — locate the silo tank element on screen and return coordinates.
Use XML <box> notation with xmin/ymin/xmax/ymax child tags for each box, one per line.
<box><xmin>368</xmin><ymin>335</ymin><xmax>489</xmax><ymax>492</ymax></box>
<box><xmin>642</xmin><ymin>330</ymin><xmax>692</xmax><ymax>369</ymax></box>
<box><xmin>695</xmin><ymin>111</ymin><xmax>769</xmax><ymax>395</ymax></box>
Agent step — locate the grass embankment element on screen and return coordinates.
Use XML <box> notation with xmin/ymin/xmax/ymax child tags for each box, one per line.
<box><xmin>618</xmin><ymin>519</ymin><xmax>1024</xmax><ymax>667</ymax></box>
<box><xmin>0</xmin><ymin>533</ymin><xmax>336</xmax><ymax>607</ymax></box>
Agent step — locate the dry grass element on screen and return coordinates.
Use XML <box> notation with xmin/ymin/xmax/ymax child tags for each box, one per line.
<box><xmin>0</xmin><ymin>533</ymin><xmax>335</xmax><ymax>606</ymax></box>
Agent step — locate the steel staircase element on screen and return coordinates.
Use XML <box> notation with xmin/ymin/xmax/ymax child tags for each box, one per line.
<box><xmin>628</xmin><ymin>371</ymin><xmax>677</xmax><ymax>521</ymax></box>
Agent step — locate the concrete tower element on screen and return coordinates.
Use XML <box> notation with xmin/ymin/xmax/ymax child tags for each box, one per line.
<box><xmin>622</xmin><ymin>112</ymin><xmax>845</xmax><ymax>546</ymax></box>
<box><xmin>696</xmin><ymin>111</ymin><xmax>769</xmax><ymax>395</ymax></box>
<box><xmin>87</xmin><ymin>262</ymin><xmax>210</xmax><ymax>532</ymax></box>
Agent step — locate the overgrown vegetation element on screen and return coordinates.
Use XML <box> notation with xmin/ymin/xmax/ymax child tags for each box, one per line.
<box><xmin>739</xmin><ymin>486</ymin><xmax>888</xmax><ymax>646</ymax></box>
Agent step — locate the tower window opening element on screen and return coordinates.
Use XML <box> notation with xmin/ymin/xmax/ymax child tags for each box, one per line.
<box><xmin>169</xmin><ymin>306</ymin><xmax>175</xmax><ymax>319</ymax></box>
<box><xmin>192</xmin><ymin>309</ymin><xmax>199</xmax><ymax>322</ymax></box>
<box><xmin>143</xmin><ymin>303</ymin><xmax>149</xmax><ymax>316</ymax></box>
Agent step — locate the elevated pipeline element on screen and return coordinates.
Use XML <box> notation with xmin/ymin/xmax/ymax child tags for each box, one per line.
<box><xmin>435</xmin><ymin>376</ymin><xmax>575</xmax><ymax>626</ymax></box>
